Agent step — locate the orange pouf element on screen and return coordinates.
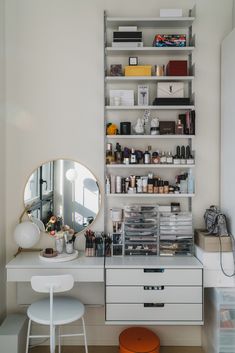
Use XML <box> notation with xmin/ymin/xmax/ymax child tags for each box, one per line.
<box><xmin>119</xmin><ymin>327</ymin><xmax>160</xmax><ymax>353</ymax></box>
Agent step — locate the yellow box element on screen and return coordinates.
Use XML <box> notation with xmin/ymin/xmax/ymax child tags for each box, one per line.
<box><xmin>125</xmin><ymin>65</ymin><xmax>152</xmax><ymax>76</ymax></box>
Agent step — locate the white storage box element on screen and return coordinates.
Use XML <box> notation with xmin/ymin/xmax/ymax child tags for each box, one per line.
<box><xmin>195</xmin><ymin>245</ymin><xmax>235</xmax><ymax>270</ymax></box>
<box><xmin>157</xmin><ymin>82</ymin><xmax>184</xmax><ymax>98</ymax></box>
<box><xmin>109</xmin><ymin>90</ymin><xmax>134</xmax><ymax>106</ymax></box>
<box><xmin>160</xmin><ymin>9</ymin><xmax>183</xmax><ymax>17</ymax></box>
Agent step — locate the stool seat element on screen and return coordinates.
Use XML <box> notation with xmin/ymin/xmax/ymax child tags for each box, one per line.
<box><xmin>27</xmin><ymin>296</ymin><xmax>85</xmax><ymax>325</ymax></box>
<box><xmin>119</xmin><ymin>327</ymin><xmax>160</xmax><ymax>353</ymax></box>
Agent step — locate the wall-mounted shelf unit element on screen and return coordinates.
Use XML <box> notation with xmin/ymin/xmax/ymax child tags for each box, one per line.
<box><xmin>106</xmin><ymin>135</ymin><xmax>195</xmax><ymax>140</ymax></box>
<box><xmin>106</xmin><ymin>164</ymin><xmax>195</xmax><ymax>169</ymax></box>
<box><xmin>105</xmin><ymin>105</ymin><xmax>195</xmax><ymax>110</ymax></box>
<box><xmin>106</xmin><ymin>76</ymin><xmax>194</xmax><ymax>82</ymax></box>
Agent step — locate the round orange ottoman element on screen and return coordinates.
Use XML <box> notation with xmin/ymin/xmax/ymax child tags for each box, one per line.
<box><xmin>119</xmin><ymin>327</ymin><xmax>160</xmax><ymax>353</ymax></box>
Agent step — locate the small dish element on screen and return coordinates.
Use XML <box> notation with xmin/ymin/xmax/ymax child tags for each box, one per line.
<box><xmin>41</xmin><ymin>250</ymin><xmax>58</xmax><ymax>258</ymax></box>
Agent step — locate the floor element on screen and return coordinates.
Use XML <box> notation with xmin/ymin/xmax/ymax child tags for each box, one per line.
<box><xmin>29</xmin><ymin>346</ymin><xmax>204</xmax><ymax>353</ymax></box>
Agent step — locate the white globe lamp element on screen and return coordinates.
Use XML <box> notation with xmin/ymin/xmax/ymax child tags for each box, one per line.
<box><xmin>14</xmin><ymin>221</ymin><xmax>40</xmax><ymax>249</ymax></box>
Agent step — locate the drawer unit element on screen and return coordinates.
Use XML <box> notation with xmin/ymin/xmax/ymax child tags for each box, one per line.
<box><xmin>106</xmin><ymin>268</ymin><xmax>202</xmax><ymax>286</ymax></box>
<box><xmin>106</xmin><ymin>303</ymin><xmax>203</xmax><ymax>321</ymax></box>
<box><xmin>105</xmin><ymin>257</ymin><xmax>203</xmax><ymax>324</ymax></box>
<box><xmin>106</xmin><ymin>286</ymin><xmax>202</xmax><ymax>303</ymax></box>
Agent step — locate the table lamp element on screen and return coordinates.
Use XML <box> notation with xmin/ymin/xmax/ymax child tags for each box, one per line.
<box><xmin>13</xmin><ymin>205</ymin><xmax>43</xmax><ymax>257</ymax></box>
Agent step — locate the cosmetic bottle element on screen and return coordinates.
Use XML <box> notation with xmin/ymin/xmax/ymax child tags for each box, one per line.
<box><xmin>114</xmin><ymin>143</ymin><xmax>123</xmax><ymax>164</ymax></box>
<box><xmin>125</xmin><ymin>177</ymin><xmax>130</xmax><ymax>193</ymax></box>
<box><xmin>153</xmin><ymin>179</ymin><xmax>159</xmax><ymax>193</ymax></box>
<box><xmin>186</xmin><ymin>145</ymin><xmax>195</xmax><ymax>165</ymax></box>
<box><xmin>137</xmin><ymin>177</ymin><xmax>143</xmax><ymax>193</ymax></box>
<box><xmin>169</xmin><ymin>185</ymin><xmax>175</xmax><ymax>194</ymax></box>
<box><xmin>187</xmin><ymin>169</ymin><xmax>195</xmax><ymax>194</ymax></box>
<box><xmin>174</xmin><ymin>146</ymin><xmax>181</xmax><ymax>165</ymax></box>
<box><xmin>105</xmin><ymin>176</ymin><xmax>111</xmax><ymax>194</ymax></box>
<box><xmin>152</xmin><ymin>151</ymin><xmax>160</xmax><ymax>164</ymax></box>
<box><xmin>106</xmin><ymin>143</ymin><xmax>114</xmax><ymax>164</ymax></box>
<box><xmin>142</xmin><ymin>177</ymin><xmax>148</xmax><ymax>193</ymax></box>
<box><xmin>180</xmin><ymin>176</ymin><xmax>188</xmax><ymax>194</ymax></box>
<box><xmin>160</xmin><ymin>151</ymin><xmax>167</xmax><ymax>164</ymax></box>
<box><xmin>121</xmin><ymin>178</ymin><xmax>126</xmax><ymax>193</ymax></box>
<box><xmin>163</xmin><ymin>181</ymin><xmax>169</xmax><ymax>194</ymax></box>
<box><xmin>130</xmin><ymin>148</ymin><xmax>137</xmax><ymax>164</ymax></box>
<box><xmin>147</xmin><ymin>179</ymin><xmax>154</xmax><ymax>193</ymax></box>
<box><xmin>175</xmin><ymin>119</ymin><xmax>184</xmax><ymax>135</ymax></box>
<box><xmin>116</xmin><ymin>176</ymin><xmax>122</xmax><ymax>193</ymax></box>
<box><xmin>158</xmin><ymin>180</ymin><xmax>164</xmax><ymax>194</ymax></box>
<box><xmin>111</xmin><ymin>175</ymin><xmax>116</xmax><ymax>194</ymax></box>
<box><xmin>144</xmin><ymin>148</ymin><xmax>150</xmax><ymax>164</ymax></box>
<box><xmin>130</xmin><ymin>175</ymin><xmax>136</xmax><ymax>188</ymax></box>
<box><xmin>180</xmin><ymin>146</ymin><xmax>186</xmax><ymax>165</ymax></box>
<box><xmin>166</xmin><ymin>152</ymin><xmax>173</xmax><ymax>164</ymax></box>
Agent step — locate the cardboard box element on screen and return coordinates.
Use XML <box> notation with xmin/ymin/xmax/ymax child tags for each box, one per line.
<box><xmin>195</xmin><ymin>229</ymin><xmax>232</xmax><ymax>252</ymax></box>
<box><xmin>125</xmin><ymin>65</ymin><xmax>152</xmax><ymax>76</ymax></box>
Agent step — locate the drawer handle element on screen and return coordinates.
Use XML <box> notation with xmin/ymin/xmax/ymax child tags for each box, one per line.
<box><xmin>144</xmin><ymin>268</ymin><xmax>165</xmax><ymax>273</ymax></box>
<box><xmin>144</xmin><ymin>303</ymin><xmax>165</xmax><ymax>308</ymax></box>
<box><xmin>144</xmin><ymin>286</ymin><xmax>165</xmax><ymax>291</ymax></box>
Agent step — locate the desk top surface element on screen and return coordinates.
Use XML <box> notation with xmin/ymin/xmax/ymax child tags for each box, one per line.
<box><xmin>6</xmin><ymin>251</ymin><xmax>105</xmax><ymax>269</ymax></box>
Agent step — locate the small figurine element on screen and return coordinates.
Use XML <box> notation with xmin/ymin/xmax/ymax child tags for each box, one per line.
<box><xmin>106</xmin><ymin>123</ymin><xmax>118</xmax><ymax>135</ymax></box>
<box><xmin>150</xmin><ymin>117</ymin><xmax>160</xmax><ymax>135</ymax></box>
<box><xmin>133</xmin><ymin>118</ymin><xmax>144</xmax><ymax>135</ymax></box>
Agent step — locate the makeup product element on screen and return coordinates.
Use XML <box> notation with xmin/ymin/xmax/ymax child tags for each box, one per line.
<box><xmin>174</xmin><ymin>146</ymin><xmax>181</xmax><ymax>165</ymax></box>
<box><xmin>163</xmin><ymin>181</ymin><xmax>169</xmax><ymax>194</ymax></box>
<box><xmin>155</xmin><ymin>65</ymin><xmax>165</xmax><ymax>76</ymax></box>
<box><xmin>116</xmin><ymin>176</ymin><xmax>122</xmax><ymax>193</ymax></box>
<box><xmin>160</xmin><ymin>151</ymin><xmax>167</xmax><ymax>164</ymax></box>
<box><xmin>180</xmin><ymin>146</ymin><xmax>186</xmax><ymax>164</ymax></box>
<box><xmin>125</xmin><ymin>177</ymin><xmax>130</xmax><ymax>192</ymax></box>
<box><xmin>175</xmin><ymin>119</ymin><xmax>184</xmax><ymax>134</ymax></box>
<box><xmin>128</xmin><ymin>187</ymin><xmax>136</xmax><ymax>194</ymax></box>
<box><xmin>187</xmin><ymin>169</ymin><xmax>195</xmax><ymax>194</ymax></box>
<box><xmin>106</xmin><ymin>143</ymin><xmax>114</xmax><ymax>164</ymax></box>
<box><xmin>169</xmin><ymin>186</ymin><xmax>175</xmax><ymax>194</ymax></box>
<box><xmin>136</xmin><ymin>177</ymin><xmax>143</xmax><ymax>193</ymax></box>
<box><xmin>154</xmin><ymin>179</ymin><xmax>159</xmax><ymax>193</ymax></box>
<box><xmin>111</xmin><ymin>175</ymin><xmax>116</xmax><ymax>193</ymax></box>
<box><xmin>142</xmin><ymin>177</ymin><xmax>148</xmax><ymax>193</ymax></box>
<box><xmin>105</xmin><ymin>176</ymin><xmax>111</xmax><ymax>194</ymax></box>
<box><xmin>130</xmin><ymin>148</ymin><xmax>137</xmax><ymax>164</ymax></box>
<box><xmin>147</xmin><ymin>179</ymin><xmax>154</xmax><ymax>193</ymax></box>
<box><xmin>158</xmin><ymin>180</ymin><xmax>164</xmax><ymax>194</ymax></box>
<box><xmin>186</xmin><ymin>145</ymin><xmax>195</xmax><ymax>165</ymax></box>
<box><xmin>148</xmin><ymin>172</ymin><xmax>154</xmax><ymax>179</ymax></box>
<box><xmin>180</xmin><ymin>177</ymin><xmax>188</xmax><ymax>193</ymax></box>
<box><xmin>130</xmin><ymin>175</ymin><xmax>136</xmax><ymax>188</ymax></box>
<box><xmin>152</xmin><ymin>152</ymin><xmax>160</xmax><ymax>164</ymax></box>
<box><xmin>45</xmin><ymin>248</ymin><xmax>54</xmax><ymax>255</ymax></box>
<box><xmin>123</xmin><ymin>157</ymin><xmax>130</xmax><ymax>165</ymax></box>
<box><xmin>166</xmin><ymin>152</ymin><xmax>173</xmax><ymax>164</ymax></box>
<box><xmin>144</xmin><ymin>148</ymin><xmax>151</xmax><ymax>164</ymax></box>
<box><xmin>114</xmin><ymin>143</ymin><xmax>123</xmax><ymax>163</ymax></box>
<box><xmin>121</xmin><ymin>178</ymin><xmax>126</xmax><ymax>193</ymax></box>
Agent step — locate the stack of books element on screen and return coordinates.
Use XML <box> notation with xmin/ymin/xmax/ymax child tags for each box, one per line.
<box><xmin>112</xmin><ymin>26</ymin><xmax>143</xmax><ymax>47</ymax></box>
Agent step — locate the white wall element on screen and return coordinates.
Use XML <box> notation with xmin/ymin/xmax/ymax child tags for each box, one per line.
<box><xmin>4</xmin><ymin>0</ymin><xmax>233</xmax><ymax>346</ymax></box>
<box><xmin>0</xmin><ymin>0</ymin><xmax>6</xmax><ymax>323</ymax></box>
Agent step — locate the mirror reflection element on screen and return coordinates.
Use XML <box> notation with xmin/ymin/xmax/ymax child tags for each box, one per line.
<box><xmin>24</xmin><ymin>159</ymin><xmax>101</xmax><ymax>233</ymax></box>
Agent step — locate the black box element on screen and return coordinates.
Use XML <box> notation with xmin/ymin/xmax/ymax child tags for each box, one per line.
<box><xmin>153</xmin><ymin>97</ymin><xmax>191</xmax><ymax>106</ymax></box>
<box><xmin>159</xmin><ymin>121</ymin><xmax>175</xmax><ymax>135</ymax></box>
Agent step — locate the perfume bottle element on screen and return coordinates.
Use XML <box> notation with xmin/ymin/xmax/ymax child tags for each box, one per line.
<box><xmin>166</xmin><ymin>152</ymin><xmax>173</xmax><ymax>164</ymax></box>
<box><xmin>175</xmin><ymin>119</ymin><xmax>184</xmax><ymax>135</ymax></box>
<box><xmin>106</xmin><ymin>143</ymin><xmax>114</xmax><ymax>164</ymax></box>
<box><xmin>160</xmin><ymin>151</ymin><xmax>167</xmax><ymax>164</ymax></box>
<box><xmin>144</xmin><ymin>147</ymin><xmax>151</xmax><ymax>164</ymax></box>
<box><xmin>180</xmin><ymin>146</ymin><xmax>186</xmax><ymax>165</ymax></box>
<box><xmin>114</xmin><ymin>143</ymin><xmax>123</xmax><ymax>164</ymax></box>
<box><xmin>174</xmin><ymin>146</ymin><xmax>181</xmax><ymax>165</ymax></box>
<box><xmin>130</xmin><ymin>148</ymin><xmax>137</xmax><ymax>164</ymax></box>
<box><xmin>152</xmin><ymin>151</ymin><xmax>160</xmax><ymax>164</ymax></box>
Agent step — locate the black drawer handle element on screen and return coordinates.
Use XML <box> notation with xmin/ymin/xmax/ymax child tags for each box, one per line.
<box><xmin>144</xmin><ymin>286</ymin><xmax>165</xmax><ymax>291</ymax></box>
<box><xmin>144</xmin><ymin>303</ymin><xmax>165</xmax><ymax>308</ymax></box>
<box><xmin>144</xmin><ymin>268</ymin><xmax>165</xmax><ymax>273</ymax></box>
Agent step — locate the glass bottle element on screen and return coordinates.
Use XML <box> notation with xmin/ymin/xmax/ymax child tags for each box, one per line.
<box><xmin>181</xmin><ymin>146</ymin><xmax>186</xmax><ymax>165</ymax></box>
<box><xmin>130</xmin><ymin>148</ymin><xmax>137</xmax><ymax>164</ymax></box>
<box><xmin>166</xmin><ymin>152</ymin><xmax>173</xmax><ymax>164</ymax></box>
<box><xmin>106</xmin><ymin>143</ymin><xmax>114</xmax><ymax>164</ymax></box>
<box><xmin>160</xmin><ymin>151</ymin><xmax>167</xmax><ymax>164</ymax></box>
<box><xmin>175</xmin><ymin>119</ymin><xmax>184</xmax><ymax>135</ymax></box>
<box><xmin>174</xmin><ymin>146</ymin><xmax>181</xmax><ymax>165</ymax></box>
<box><xmin>114</xmin><ymin>143</ymin><xmax>123</xmax><ymax>164</ymax></box>
<box><xmin>144</xmin><ymin>149</ymin><xmax>150</xmax><ymax>164</ymax></box>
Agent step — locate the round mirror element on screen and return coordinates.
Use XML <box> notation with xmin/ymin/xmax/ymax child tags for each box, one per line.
<box><xmin>24</xmin><ymin>159</ymin><xmax>101</xmax><ymax>234</ymax></box>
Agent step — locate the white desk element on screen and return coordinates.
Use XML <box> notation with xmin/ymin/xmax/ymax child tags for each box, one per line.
<box><xmin>6</xmin><ymin>252</ymin><xmax>104</xmax><ymax>282</ymax></box>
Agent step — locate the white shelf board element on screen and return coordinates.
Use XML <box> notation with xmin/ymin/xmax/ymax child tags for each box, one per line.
<box><xmin>106</xmin><ymin>164</ymin><xmax>195</xmax><ymax>169</ymax></box>
<box><xmin>106</xmin><ymin>193</ymin><xmax>195</xmax><ymax>198</ymax></box>
<box><xmin>106</xmin><ymin>17</ymin><xmax>195</xmax><ymax>28</ymax></box>
<box><xmin>106</xmin><ymin>135</ymin><xmax>195</xmax><ymax>139</ymax></box>
<box><xmin>105</xmin><ymin>47</ymin><xmax>194</xmax><ymax>55</ymax></box>
<box><xmin>105</xmin><ymin>105</ymin><xmax>195</xmax><ymax>110</ymax></box>
<box><xmin>105</xmin><ymin>76</ymin><xmax>194</xmax><ymax>82</ymax></box>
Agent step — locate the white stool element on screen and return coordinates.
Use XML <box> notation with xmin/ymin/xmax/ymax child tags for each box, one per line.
<box><xmin>25</xmin><ymin>274</ymin><xmax>88</xmax><ymax>353</ymax></box>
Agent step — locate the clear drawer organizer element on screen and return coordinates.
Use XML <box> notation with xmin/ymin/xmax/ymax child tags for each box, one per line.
<box><xmin>124</xmin><ymin>205</ymin><xmax>159</xmax><ymax>256</ymax></box>
<box><xmin>159</xmin><ymin>212</ymin><xmax>193</xmax><ymax>256</ymax></box>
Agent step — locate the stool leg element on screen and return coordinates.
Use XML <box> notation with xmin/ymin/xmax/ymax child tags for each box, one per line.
<box><xmin>82</xmin><ymin>317</ymin><xmax>88</xmax><ymax>353</ymax></box>
<box><xmin>25</xmin><ymin>319</ymin><xmax>31</xmax><ymax>353</ymax></box>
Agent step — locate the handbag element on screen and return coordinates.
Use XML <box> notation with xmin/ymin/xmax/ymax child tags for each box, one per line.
<box><xmin>204</xmin><ymin>205</ymin><xmax>228</xmax><ymax>236</ymax></box>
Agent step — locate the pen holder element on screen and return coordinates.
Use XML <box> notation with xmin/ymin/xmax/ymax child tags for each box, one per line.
<box><xmin>65</xmin><ymin>242</ymin><xmax>74</xmax><ymax>254</ymax></box>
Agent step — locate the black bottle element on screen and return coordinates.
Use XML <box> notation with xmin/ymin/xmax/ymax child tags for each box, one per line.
<box><xmin>181</xmin><ymin>146</ymin><xmax>186</xmax><ymax>165</ymax></box>
<box><xmin>174</xmin><ymin>145</ymin><xmax>181</xmax><ymax>165</ymax></box>
<box><xmin>114</xmin><ymin>143</ymin><xmax>123</xmax><ymax>164</ymax></box>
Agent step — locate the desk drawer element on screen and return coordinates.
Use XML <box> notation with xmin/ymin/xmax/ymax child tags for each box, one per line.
<box><xmin>106</xmin><ymin>286</ymin><xmax>202</xmax><ymax>303</ymax></box>
<box><xmin>106</xmin><ymin>269</ymin><xmax>202</xmax><ymax>286</ymax></box>
<box><xmin>106</xmin><ymin>303</ymin><xmax>203</xmax><ymax>321</ymax></box>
